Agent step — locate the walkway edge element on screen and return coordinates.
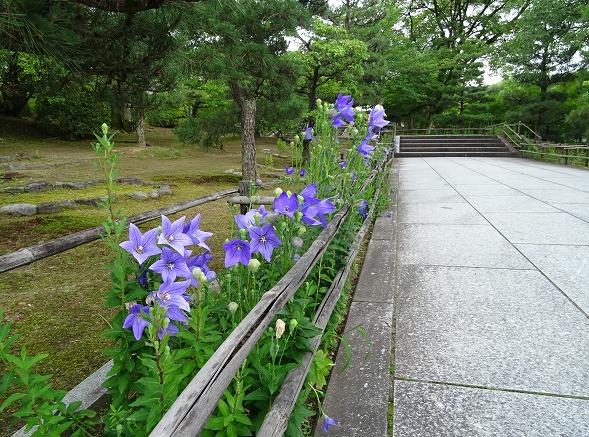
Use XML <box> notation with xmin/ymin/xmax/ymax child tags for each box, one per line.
<box><xmin>316</xmin><ymin>161</ymin><xmax>399</xmax><ymax>436</ymax></box>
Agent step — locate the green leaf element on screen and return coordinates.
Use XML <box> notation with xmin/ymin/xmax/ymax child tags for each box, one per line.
<box><xmin>0</xmin><ymin>392</ymin><xmax>26</xmax><ymax>411</ymax></box>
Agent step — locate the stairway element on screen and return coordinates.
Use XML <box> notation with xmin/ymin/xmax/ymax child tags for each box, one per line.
<box><xmin>396</xmin><ymin>135</ymin><xmax>519</xmax><ymax>158</ymax></box>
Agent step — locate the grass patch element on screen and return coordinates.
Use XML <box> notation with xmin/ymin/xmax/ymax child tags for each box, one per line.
<box><xmin>137</xmin><ymin>146</ymin><xmax>186</xmax><ymax>159</ymax></box>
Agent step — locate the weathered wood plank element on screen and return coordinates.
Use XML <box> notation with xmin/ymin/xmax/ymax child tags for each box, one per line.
<box><xmin>0</xmin><ymin>188</ymin><xmax>238</xmax><ymax>274</ymax></box>
<box><xmin>227</xmin><ymin>195</ymin><xmax>275</xmax><ymax>206</ymax></box>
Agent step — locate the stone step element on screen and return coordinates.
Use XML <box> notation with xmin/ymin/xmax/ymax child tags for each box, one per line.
<box><xmin>395</xmin><ymin>151</ymin><xmax>518</xmax><ymax>158</ymax></box>
<box><xmin>400</xmin><ymin>147</ymin><xmax>509</xmax><ymax>153</ymax></box>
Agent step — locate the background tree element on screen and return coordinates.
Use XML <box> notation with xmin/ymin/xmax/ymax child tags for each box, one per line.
<box><xmin>185</xmin><ymin>0</ymin><xmax>308</xmax><ymax>184</ymax></box>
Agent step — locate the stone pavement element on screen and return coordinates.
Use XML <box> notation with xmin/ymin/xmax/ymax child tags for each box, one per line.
<box><xmin>321</xmin><ymin>157</ymin><xmax>589</xmax><ymax>436</ymax></box>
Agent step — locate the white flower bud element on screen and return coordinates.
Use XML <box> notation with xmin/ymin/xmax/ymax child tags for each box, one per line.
<box><xmin>294</xmin><ymin>135</ymin><xmax>300</xmax><ymax>142</ymax></box>
<box><xmin>266</xmin><ymin>213</ymin><xmax>279</xmax><ymax>223</ymax></box>
<box><xmin>316</xmin><ymin>98</ymin><xmax>322</xmax><ymax>106</ymax></box>
<box><xmin>248</xmin><ymin>258</ymin><xmax>261</xmax><ymax>272</ymax></box>
<box><xmin>275</xmin><ymin>319</ymin><xmax>286</xmax><ymax>339</ymax></box>
<box><xmin>101</xmin><ymin>123</ymin><xmax>109</xmax><ymax>135</ymax></box>
<box><xmin>291</xmin><ymin>237</ymin><xmax>303</xmax><ymax>249</ymax></box>
<box><xmin>227</xmin><ymin>302</ymin><xmax>238</xmax><ymax>315</ymax></box>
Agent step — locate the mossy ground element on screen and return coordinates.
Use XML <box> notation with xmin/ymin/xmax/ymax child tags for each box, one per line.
<box><xmin>0</xmin><ymin>118</ymin><xmax>292</xmax><ymax>434</ymax></box>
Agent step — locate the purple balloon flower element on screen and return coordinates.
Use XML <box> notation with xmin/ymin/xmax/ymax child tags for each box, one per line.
<box><xmin>273</xmin><ymin>191</ymin><xmax>299</xmax><ymax>218</ymax></box>
<box><xmin>158</xmin><ymin>215</ymin><xmax>192</xmax><ymax>254</ymax></box>
<box><xmin>302</xmin><ymin>198</ymin><xmax>336</xmax><ymax>227</ymax></box>
<box><xmin>123</xmin><ymin>304</ymin><xmax>151</xmax><ymax>341</ymax></box>
<box><xmin>300</xmin><ymin>184</ymin><xmax>317</xmax><ymax>203</ymax></box>
<box><xmin>285</xmin><ymin>165</ymin><xmax>295</xmax><ymax>175</ymax></box>
<box><xmin>183</xmin><ymin>214</ymin><xmax>213</xmax><ymax>252</ymax></box>
<box><xmin>304</xmin><ymin>125</ymin><xmax>317</xmax><ymax>141</ymax></box>
<box><xmin>249</xmin><ymin>224</ymin><xmax>282</xmax><ymax>262</ymax></box>
<box><xmin>368</xmin><ymin>107</ymin><xmax>389</xmax><ymax>134</ymax></box>
<box><xmin>357</xmin><ymin>137</ymin><xmax>375</xmax><ymax>156</ymax></box>
<box><xmin>299</xmin><ymin>168</ymin><xmax>307</xmax><ymax>177</ymax></box>
<box><xmin>235</xmin><ymin>206</ymin><xmax>268</xmax><ymax>229</ymax></box>
<box><xmin>153</xmin><ymin>279</ymin><xmax>191</xmax><ymax>312</ymax></box>
<box><xmin>149</xmin><ymin>246</ymin><xmax>193</xmax><ymax>282</ymax></box>
<box><xmin>358</xmin><ymin>200</ymin><xmax>368</xmax><ymax>220</ymax></box>
<box><xmin>322</xmin><ymin>416</ymin><xmax>338</xmax><ymax>432</ymax></box>
<box><xmin>119</xmin><ymin>224</ymin><xmax>162</xmax><ymax>264</ymax></box>
<box><xmin>339</xmin><ymin>161</ymin><xmax>347</xmax><ymax>169</ymax></box>
<box><xmin>158</xmin><ymin>323</ymin><xmax>179</xmax><ymax>340</ymax></box>
<box><xmin>223</xmin><ymin>239</ymin><xmax>251</xmax><ymax>267</ymax></box>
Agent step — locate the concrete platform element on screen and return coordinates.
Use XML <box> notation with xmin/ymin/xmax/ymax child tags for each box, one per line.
<box><xmin>321</xmin><ymin>157</ymin><xmax>589</xmax><ymax>436</ymax></box>
<box><xmin>394</xmin><ymin>157</ymin><xmax>589</xmax><ymax>436</ymax></box>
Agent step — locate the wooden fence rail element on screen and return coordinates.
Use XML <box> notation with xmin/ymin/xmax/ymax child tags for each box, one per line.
<box><xmin>0</xmin><ymin>188</ymin><xmax>238</xmax><ymax>274</ymax></box>
<box><xmin>150</xmin><ymin>159</ymin><xmax>390</xmax><ymax>437</ymax></box>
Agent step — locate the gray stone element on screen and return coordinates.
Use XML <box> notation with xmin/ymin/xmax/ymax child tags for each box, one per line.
<box><xmin>370</xmin><ymin>215</ymin><xmax>395</xmax><ymax>240</ymax></box>
<box><xmin>37</xmin><ymin>202</ymin><xmax>61</xmax><ymax>214</ymax></box>
<box><xmin>148</xmin><ymin>190</ymin><xmax>160</xmax><ymax>198</ymax></box>
<box><xmin>74</xmin><ymin>197</ymin><xmax>102</xmax><ymax>207</ymax></box>
<box><xmin>27</xmin><ymin>182</ymin><xmax>52</xmax><ymax>193</ymax></box>
<box><xmin>317</xmin><ymin>302</ymin><xmax>393</xmax><ymax>437</ymax></box>
<box><xmin>0</xmin><ymin>155</ymin><xmax>11</xmax><ymax>162</ymax></box>
<box><xmin>394</xmin><ymin>380</ymin><xmax>589</xmax><ymax>437</ymax></box>
<box><xmin>0</xmin><ymin>203</ymin><xmax>38</xmax><ymax>216</ymax></box>
<box><xmin>54</xmin><ymin>182</ymin><xmax>65</xmax><ymax>188</ymax></box>
<box><xmin>158</xmin><ymin>184</ymin><xmax>172</xmax><ymax>195</ymax></box>
<box><xmin>453</xmin><ymin>184</ymin><xmax>521</xmax><ymax>196</ymax></box>
<box><xmin>7</xmin><ymin>163</ymin><xmax>26</xmax><ymax>170</ymax></box>
<box><xmin>116</xmin><ymin>177</ymin><xmax>143</xmax><ymax>185</ymax></box>
<box><xmin>127</xmin><ymin>191</ymin><xmax>149</xmax><ymax>200</ymax></box>
<box><xmin>396</xmin><ymin>265</ymin><xmax>589</xmax><ymax>397</ymax></box>
<box><xmin>4</xmin><ymin>186</ymin><xmax>25</xmax><ymax>193</ymax></box>
<box><xmin>63</xmin><ymin>182</ymin><xmax>87</xmax><ymax>190</ymax></box>
<box><xmin>397</xmin><ymin>223</ymin><xmax>533</xmax><ymax>269</ymax></box>
<box><xmin>57</xmin><ymin>200</ymin><xmax>77</xmax><ymax>209</ymax></box>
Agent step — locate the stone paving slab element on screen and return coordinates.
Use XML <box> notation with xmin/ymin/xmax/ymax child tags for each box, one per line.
<box><xmin>517</xmin><ymin>188</ymin><xmax>589</xmax><ymax>204</ymax></box>
<box><xmin>551</xmin><ymin>203</ymin><xmax>589</xmax><ymax>222</ymax></box>
<box><xmin>399</xmin><ymin>202</ymin><xmax>487</xmax><ymax>225</ymax></box>
<box><xmin>397</xmin><ymin>223</ymin><xmax>533</xmax><ymax>269</ymax></box>
<box><xmin>316</xmin><ymin>302</ymin><xmax>393</xmax><ymax>437</ymax></box>
<box><xmin>398</xmin><ymin>189</ymin><xmax>466</xmax><ymax>205</ymax></box>
<box><xmin>395</xmin><ymin>265</ymin><xmax>589</xmax><ymax>397</ymax></box>
<box><xmin>463</xmin><ymin>195</ymin><xmax>559</xmax><ymax>213</ymax></box>
<box><xmin>394</xmin><ymin>380</ymin><xmax>589</xmax><ymax>437</ymax></box>
<box><xmin>452</xmin><ymin>184</ymin><xmax>521</xmax><ymax>196</ymax></box>
<box><xmin>353</xmin><ymin>239</ymin><xmax>395</xmax><ymax>303</ymax></box>
<box><xmin>515</xmin><ymin>243</ymin><xmax>589</xmax><ymax>315</ymax></box>
<box><xmin>482</xmin><ymin>212</ymin><xmax>589</xmax><ymax>245</ymax></box>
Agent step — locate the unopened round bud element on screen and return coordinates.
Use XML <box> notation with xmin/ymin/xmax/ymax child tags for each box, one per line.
<box><xmin>266</xmin><ymin>213</ymin><xmax>279</xmax><ymax>223</ymax></box>
<box><xmin>290</xmin><ymin>142</ymin><xmax>295</xmax><ymax>148</ymax></box>
<box><xmin>239</xmin><ymin>228</ymin><xmax>248</xmax><ymax>239</ymax></box>
<box><xmin>192</xmin><ymin>267</ymin><xmax>207</xmax><ymax>283</ymax></box>
<box><xmin>101</xmin><ymin>123</ymin><xmax>109</xmax><ymax>135</ymax></box>
<box><xmin>227</xmin><ymin>302</ymin><xmax>238</xmax><ymax>315</ymax></box>
<box><xmin>286</xmin><ymin>190</ymin><xmax>292</xmax><ymax>197</ymax></box>
<box><xmin>280</xmin><ymin>222</ymin><xmax>287</xmax><ymax>230</ymax></box>
<box><xmin>352</xmin><ymin>128</ymin><xmax>359</xmax><ymax>135</ymax></box>
<box><xmin>328</xmin><ymin>109</ymin><xmax>338</xmax><ymax>119</ymax></box>
<box><xmin>297</xmin><ymin>195</ymin><xmax>304</xmax><ymax>204</ymax></box>
<box><xmin>291</xmin><ymin>237</ymin><xmax>303</xmax><ymax>249</ymax></box>
<box><xmin>295</xmin><ymin>211</ymin><xmax>303</xmax><ymax>221</ymax></box>
<box><xmin>255</xmin><ymin>178</ymin><xmax>263</xmax><ymax>186</ymax></box>
<box><xmin>274</xmin><ymin>187</ymin><xmax>283</xmax><ymax>198</ymax></box>
<box><xmin>225</xmin><ymin>273</ymin><xmax>232</xmax><ymax>282</ymax></box>
<box><xmin>316</xmin><ymin>98</ymin><xmax>322</xmax><ymax>106</ymax></box>
<box><xmin>294</xmin><ymin>135</ymin><xmax>300</xmax><ymax>142</ymax></box>
<box><xmin>275</xmin><ymin>319</ymin><xmax>286</xmax><ymax>339</ymax></box>
<box><xmin>254</xmin><ymin>212</ymin><xmax>262</xmax><ymax>223</ymax></box>
<box><xmin>248</xmin><ymin>258</ymin><xmax>261</xmax><ymax>272</ymax></box>
<box><xmin>297</xmin><ymin>225</ymin><xmax>306</xmax><ymax>236</ymax></box>
<box><xmin>289</xmin><ymin>319</ymin><xmax>298</xmax><ymax>331</ymax></box>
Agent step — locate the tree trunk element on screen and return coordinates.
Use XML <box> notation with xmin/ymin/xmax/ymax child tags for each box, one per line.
<box><xmin>239</xmin><ymin>97</ymin><xmax>257</xmax><ymax>183</ymax></box>
<box><xmin>229</xmin><ymin>82</ymin><xmax>257</xmax><ymax>184</ymax></box>
<box><xmin>136</xmin><ymin>107</ymin><xmax>146</xmax><ymax>147</ymax></box>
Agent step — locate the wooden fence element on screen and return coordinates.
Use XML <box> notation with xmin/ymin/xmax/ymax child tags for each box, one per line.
<box><xmin>150</xmin><ymin>157</ymin><xmax>391</xmax><ymax>436</ymax></box>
